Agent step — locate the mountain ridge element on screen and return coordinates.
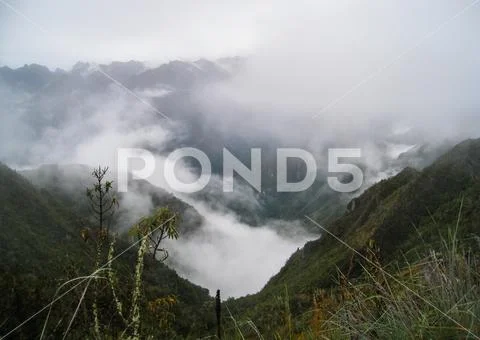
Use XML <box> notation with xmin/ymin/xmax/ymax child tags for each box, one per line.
<box><xmin>228</xmin><ymin>137</ymin><xmax>480</xmax><ymax>334</ymax></box>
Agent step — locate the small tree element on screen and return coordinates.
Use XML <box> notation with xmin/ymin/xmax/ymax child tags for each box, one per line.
<box><xmin>130</xmin><ymin>207</ymin><xmax>179</xmax><ymax>260</ymax></box>
<box><xmin>84</xmin><ymin>166</ymin><xmax>118</xmax><ymax>337</ymax></box>
<box><xmin>86</xmin><ymin>166</ymin><xmax>118</xmax><ymax>236</ymax></box>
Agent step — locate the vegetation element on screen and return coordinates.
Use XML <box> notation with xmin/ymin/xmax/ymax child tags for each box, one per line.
<box><xmin>226</xmin><ymin>138</ymin><xmax>480</xmax><ymax>338</ymax></box>
<box><xmin>222</xmin><ymin>223</ymin><xmax>480</xmax><ymax>339</ymax></box>
<box><xmin>129</xmin><ymin>207</ymin><xmax>179</xmax><ymax>261</ymax></box>
<box><xmin>0</xmin><ymin>163</ymin><xmax>215</xmax><ymax>339</ymax></box>
<box><xmin>1</xmin><ymin>138</ymin><xmax>480</xmax><ymax>339</ymax></box>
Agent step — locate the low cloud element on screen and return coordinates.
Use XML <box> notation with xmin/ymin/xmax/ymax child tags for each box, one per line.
<box><xmin>164</xmin><ymin>201</ymin><xmax>315</xmax><ymax>298</ymax></box>
<box><xmin>1</xmin><ymin>72</ymin><xmax>317</xmax><ymax>297</ymax></box>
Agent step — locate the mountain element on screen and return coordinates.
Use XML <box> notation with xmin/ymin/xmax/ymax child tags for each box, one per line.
<box><xmin>229</xmin><ymin>138</ymin><xmax>480</xmax><ymax>334</ymax></box>
<box><xmin>0</xmin><ymin>64</ymin><xmax>55</xmax><ymax>92</ymax></box>
<box><xmin>0</xmin><ymin>59</ymin><xmax>449</xmax><ymax>226</ymax></box>
<box><xmin>0</xmin><ymin>163</ymin><xmax>215</xmax><ymax>338</ymax></box>
<box><xmin>127</xmin><ymin>59</ymin><xmax>231</xmax><ymax>90</ymax></box>
<box><xmin>0</xmin><ymin>58</ymin><xmax>238</xmax><ymax>95</ymax></box>
<box><xmin>1</xmin><ymin>56</ymin><xmax>479</xmax><ymax>336</ymax></box>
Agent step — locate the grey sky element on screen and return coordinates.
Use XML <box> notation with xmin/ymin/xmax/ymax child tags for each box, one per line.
<box><xmin>191</xmin><ymin>0</ymin><xmax>480</xmax><ymax>144</ymax></box>
<box><xmin>0</xmin><ymin>0</ymin><xmax>273</xmax><ymax>68</ymax></box>
<box><xmin>1</xmin><ymin>0</ymin><xmax>479</xmax><ymax>74</ymax></box>
<box><xmin>2</xmin><ymin>0</ymin><xmax>480</xmax><ymax>135</ymax></box>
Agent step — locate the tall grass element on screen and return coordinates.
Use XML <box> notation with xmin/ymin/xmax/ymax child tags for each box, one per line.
<box><xmin>318</xmin><ymin>229</ymin><xmax>480</xmax><ymax>339</ymax></box>
<box><xmin>223</xmin><ymin>226</ymin><xmax>480</xmax><ymax>339</ymax></box>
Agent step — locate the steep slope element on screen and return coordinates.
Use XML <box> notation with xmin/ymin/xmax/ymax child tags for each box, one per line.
<box><xmin>0</xmin><ymin>163</ymin><xmax>86</xmax><ymax>272</ymax></box>
<box><xmin>231</xmin><ymin>138</ymin><xmax>480</xmax><ymax>333</ymax></box>
<box><xmin>0</xmin><ymin>163</ymin><xmax>214</xmax><ymax>338</ymax></box>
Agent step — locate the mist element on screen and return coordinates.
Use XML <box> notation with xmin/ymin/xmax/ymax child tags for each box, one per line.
<box><xmin>164</xmin><ymin>202</ymin><xmax>315</xmax><ymax>298</ymax></box>
<box><xmin>195</xmin><ymin>0</ymin><xmax>480</xmax><ymax>147</ymax></box>
<box><xmin>0</xmin><ymin>74</ymin><xmax>318</xmax><ymax>297</ymax></box>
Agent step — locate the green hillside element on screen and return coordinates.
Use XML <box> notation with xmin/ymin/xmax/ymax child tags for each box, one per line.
<box><xmin>0</xmin><ymin>163</ymin><xmax>215</xmax><ymax>339</ymax></box>
<box><xmin>2</xmin><ymin>138</ymin><xmax>480</xmax><ymax>338</ymax></box>
<box><xmin>0</xmin><ymin>163</ymin><xmax>86</xmax><ymax>272</ymax></box>
<box><xmin>229</xmin><ymin>138</ymin><xmax>480</xmax><ymax>336</ymax></box>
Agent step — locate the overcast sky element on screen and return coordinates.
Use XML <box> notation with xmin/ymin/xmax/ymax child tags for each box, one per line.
<box><xmin>1</xmin><ymin>0</ymin><xmax>479</xmax><ymax>135</ymax></box>
<box><xmin>1</xmin><ymin>0</ymin><xmax>477</xmax><ymax>70</ymax></box>
<box><xmin>0</xmin><ymin>0</ymin><xmax>274</xmax><ymax>68</ymax></box>
<box><xmin>2</xmin><ymin>0</ymin><xmax>479</xmax><ymax>140</ymax></box>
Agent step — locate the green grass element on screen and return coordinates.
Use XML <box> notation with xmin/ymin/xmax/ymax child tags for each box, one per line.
<box><xmin>221</xmin><ymin>223</ymin><xmax>480</xmax><ymax>339</ymax></box>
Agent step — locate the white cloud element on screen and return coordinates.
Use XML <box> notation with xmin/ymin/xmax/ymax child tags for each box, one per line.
<box><xmin>196</xmin><ymin>0</ymin><xmax>480</xmax><ymax>145</ymax></box>
<box><xmin>164</xmin><ymin>201</ymin><xmax>315</xmax><ymax>298</ymax></box>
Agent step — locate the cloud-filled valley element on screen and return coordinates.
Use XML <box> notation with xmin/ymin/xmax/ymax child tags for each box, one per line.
<box><xmin>1</xmin><ymin>44</ymin><xmax>479</xmax><ymax>296</ymax></box>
